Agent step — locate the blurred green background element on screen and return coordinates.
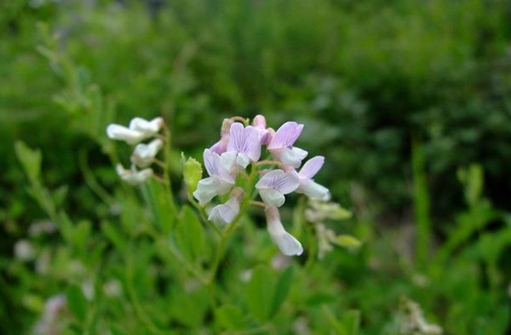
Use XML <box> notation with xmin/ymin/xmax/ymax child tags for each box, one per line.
<box><xmin>2</xmin><ymin>0</ymin><xmax>511</xmax><ymax>334</ymax></box>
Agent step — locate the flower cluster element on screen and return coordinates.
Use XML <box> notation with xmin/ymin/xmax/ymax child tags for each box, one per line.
<box><xmin>194</xmin><ymin>115</ymin><xmax>330</xmax><ymax>256</ymax></box>
<box><xmin>106</xmin><ymin>117</ymin><xmax>165</xmax><ymax>185</ymax></box>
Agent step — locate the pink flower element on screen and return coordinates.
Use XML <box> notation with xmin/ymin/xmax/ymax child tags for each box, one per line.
<box><xmin>268</xmin><ymin>121</ymin><xmax>308</xmax><ymax>168</ymax></box>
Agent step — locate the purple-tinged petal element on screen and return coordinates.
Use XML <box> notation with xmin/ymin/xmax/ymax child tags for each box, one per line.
<box><xmin>203</xmin><ymin>149</ymin><xmax>218</xmax><ymax>177</ymax></box>
<box><xmin>268</xmin><ymin>122</ymin><xmax>304</xmax><ymax>149</ymax></box>
<box><xmin>299</xmin><ymin>156</ymin><xmax>325</xmax><ymax>179</ymax></box>
<box><xmin>210</xmin><ymin>138</ymin><xmax>228</xmax><ymax>154</ymax></box>
<box><xmin>255</xmin><ymin>169</ymin><xmax>299</xmax><ymax>194</ymax></box>
<box><xmin>227</xmin><ymin>123</ymin><xmax>261</xmax><ymax>164</ymax></box>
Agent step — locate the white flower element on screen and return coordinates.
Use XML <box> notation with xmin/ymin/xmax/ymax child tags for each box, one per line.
<box><xmin>265</xmin><ymin>206</ymin><xmax>303</xmax><ymax>256</ymax></box>
<box><xmin>116</xmin><ymin>164</ymin><xmax>153</xmax><ymax>185</ymax></box>
<box><xmin>129</xmin><ymin>117</ymin><xmax>164</xmax><ymax>134</ymax></box>
<box><xmin>193</xmin><ymin>149</ymin><xmax>237</xmax><ymax>204</ymax></box>
<box><xmin>208</xmin><ymin>187</ymin><xmax>244</xmax><ymax>224</ymax></box>
<box><xmin>106</xmin><ymin>125</ymin><xmax>148</xmax><ymax>145</ymax></box>
<box><xmin>106</xmin><ymin>116</ymin><xmax>164</xmax><ymax>145</ymax></box>
<box><xmin>131</xmin><ymin>138</ymin><xmax>163</xmax><ymax>168</ymax></box>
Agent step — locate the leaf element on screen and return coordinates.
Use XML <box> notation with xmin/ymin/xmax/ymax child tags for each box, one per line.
<box><xmin>246</xmin><ymin>265</ymin><xmax>275</xmax><ymax>322</ymax></box>
<box><xmin>14</xmin><ymin>141</ymin><xmax>42</xmax><ymax>185</ymax></box>
<box><xmin>182</xmin><ymin>154</ymin><xmax>203</xmax><ymax>195</ymax></box>
<box><xmin>175</xmin><ymin>206</ymin><xmax>204</xmax><ymax>262</ymax></box>
<box><xmin>270</xmin><ymin>266</ymin><xmax>294</xmax><ymax>316</ymax></box>
<box><xmin>66</xmin><ymin>285</ymin><xmax>88</xmax><ymax>323</ymax></box>
<box><xmin>214</xmin><ymin>304</ymin><xmax>245</xmax><ymax>330</ymax></box>
<box><xmin>340</xmin><ymin>310</ymin><xmax>361</xmax><ymax>335</ymax></box>
<box><xmin>101</xmin><ymin>221</ymin><xmax>127</xmax><ymax>251</ymax></box>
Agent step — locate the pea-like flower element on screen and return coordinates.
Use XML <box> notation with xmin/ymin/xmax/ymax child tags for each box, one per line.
<box><xmin>296</xmin><ymin>156</ymin><xmax>330</xmax><ymax>201</ymax></box>
<box><xmin>265</xmin><ymin>206</ymin><xmax>303</xmax><ymax>256</ymax></box>
<box><xmin>226</xmin><ymin>123</ymin><xmax>262</xmax><ymax>168</ymax></box>
<box><xmin>116</xmin><ymin>164</ymin><xmax>153</xmax><ymax>185</ymax></box>
<box><xmin>106</xmin><ymin>117</ymin><xmax>164</xmax><ymax>145</ymax></box>
<box><xmin>268</xmin><ymin>121</ymin><xmax>308</xmax><ymax>168</ymax></box>
<box><xmin>131</xmin><ymin>138</ymin><xmax>164</xmax><ymax>168</ymax></box>
<box><xmin>208</xmin><ymin>187</ymin><xmax>244</xmax><ymax>225</ymax></box>
<box><xmin>256</xmin><ymin>169</ymin><xmax>300</xmax><ymax>207</ymax></box>
<box><xmin>193</xmin><ymin>149</ymin><xmax>237</xmax><ymax>204</ymax></box>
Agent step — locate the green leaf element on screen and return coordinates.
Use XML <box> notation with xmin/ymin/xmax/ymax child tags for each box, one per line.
<box><xmin>66</xmin><ymin>285</ymin><xmax>88</xmax><ymax>323</ymax></box>
<box><xmin>214</xmin><ymin>304</ymin><xmax>245</xmax><ymax>331</ymax></box>
<box><xmin>246</xmin><ymin>265</ymin><xmax>275</xmax><ymax>322</ymax></box>
<box><xmin>340</xmin><ymin>310</ymin><xmax>361</xmax><ymax>335</ymax></box>
<box><xmin>14</xmin><ymin>141</ymin><xmax>42</xmax><ymax>185</ymax></box>
<box><xmin>270</xmin><ymin>266</ymin><xmax>294</xmax><ymax>316</ymax></box>
<box><xmin>182</xmin><ymin>154</ymin><xmax>202</xmax><ymax>195</ymax></box>
<box><xmin>175</xmin><ymin>206</ymin><xmax>204</xmax><ymax>262</ymax></box>
<box><xmin>101</xmin><ymin>221</ymin><xmax>127</xmax><ymax>251</ymax></box>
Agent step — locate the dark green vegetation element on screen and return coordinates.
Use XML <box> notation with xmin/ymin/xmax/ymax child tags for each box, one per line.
<box><xmin>2</xmin><ymin>0</ymin><xmax>511</xmax><ymax>334</ymax></box>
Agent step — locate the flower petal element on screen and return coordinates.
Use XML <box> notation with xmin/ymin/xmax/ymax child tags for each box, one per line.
<box><xmin>129</xmin><ymin>117</ymin><xmax>164</xmax><ymax>134</ymax></box>
<box><xmin>258</xmin><ymin>188</ymin><xmax>286</xmax><ymax>207</ymax></box>
<box><xmin>256</xmin><ymin>169</ymin><xmax>299</xmax><ymax>194</ymax></box>
<box><xmin>116</xmin><ymin>164</ymin><xmax>153</xmax><ymax>185</ymax></box>
<box><xmin>227</xmin><ymin>123</ymin><xmax>261</xmax><ymax>164</ymax></box>
<box><xmin>297</xmin><ymin>180</ymin><xmax>330</xmax><ymax>201</ymax></box>
<box><xmin>265</xmin><ymin>206</ymin><xmax>303</xmax><ymax>256</ymax></box>
<box><xmin>131</xmin><ymin>139</ymin><xmax>163</xmax><ymax>168</ymax></box>
<box><xmin>274</xmin><ymin>147</ymin><xmax>308</xmax><ymax>168</ymax></box>
<box><xmin>106</xmin><ymin>124</ymin><xmax>146</xmax><ymax>144</ymax></box>
<box><xmin>268</xmin><ymin>121</ymin><xmax>304</xmax><ymax>149</ymax></box>
<box><xmin>299</xmin><ymin>156</ymin><xmax>325</xmax><ymax>179</ymax></box>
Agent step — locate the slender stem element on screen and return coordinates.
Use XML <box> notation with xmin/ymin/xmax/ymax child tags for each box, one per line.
<box><xmin>249</xmin><ymin>200</ymin><xmax>266</xmax><ymax>208</ymax></box>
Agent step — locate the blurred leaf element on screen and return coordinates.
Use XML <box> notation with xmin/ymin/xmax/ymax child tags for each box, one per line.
<box><xmin>14</xmin><ymin>141</ymin><xmax>42</xmax><ymax>185</ymax></box>
<box><xmin>66</xmin><ymin>285</ymin><xmax>88</xmax><ymax>323</ymax></box>
<box><xmin>340</xmin><ymin>310</ymin><xmax>361</xmax><ymax>335</ymax></box>
<box><xmin>214</xmin><ymin>304</ymin><xmax>245</xmax><ymax>331</ymax></box>
<box><xmin>270</xmin><ymin>266</ymin><xmax>294</xmax><ymax>316</ymax></box>
<box><xmin>246</xmin><ymin>265</ymin><xmax>275</xmax><ymax>322</ymax></box>
<box><xmin>175</xmin><ymin>206</ymin><xmax>204</xmax><ymax>262</ymax></box>
<box><xmin>101</xmin><ymin>221</ymin><xmax>127</xmax><ymax>252</ymax></box>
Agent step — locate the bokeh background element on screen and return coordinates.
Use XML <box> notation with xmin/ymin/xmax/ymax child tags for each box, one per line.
<box><xmin>2</xmin><ymin>0</ymin><xmax>511</xmax><ymax>334</ymax></box>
